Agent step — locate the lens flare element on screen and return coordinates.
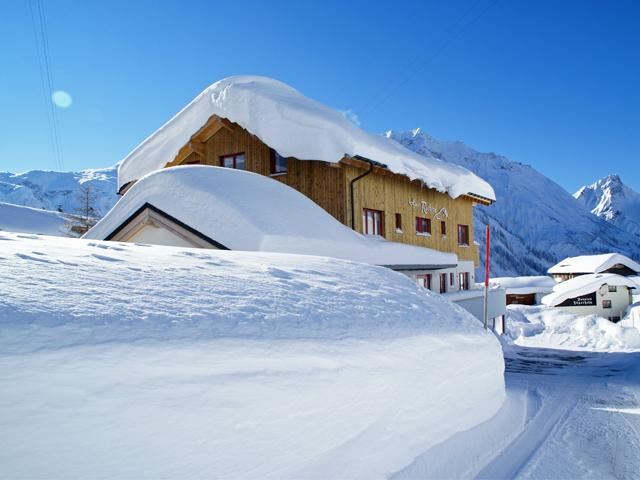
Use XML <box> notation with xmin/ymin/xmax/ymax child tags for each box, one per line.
<box><xmin>52</xmin><ymin>90</ymin><xmax>72</xmax><ymax>108</ymax></box>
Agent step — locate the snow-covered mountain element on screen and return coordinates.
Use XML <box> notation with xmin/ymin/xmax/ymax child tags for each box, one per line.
<box><xmin>574</xmin><ymin>175</ymin><xmax>640</xmax><ymax>237</ymax></box>
<box><xmin>0</xmin><ymin>167</ymin><xmax>118</xmax><ymax>218</ymax></box>
<box><xmin>386</xmin><ymin>129</ymin><xmax>640</xmax><ymax>278</ymax></box>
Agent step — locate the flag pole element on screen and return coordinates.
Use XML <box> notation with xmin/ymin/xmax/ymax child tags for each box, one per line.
<box><xmin>483</xmin><ymin>224</ymin><xmax>490</xmax><ymax>330</ymax></box>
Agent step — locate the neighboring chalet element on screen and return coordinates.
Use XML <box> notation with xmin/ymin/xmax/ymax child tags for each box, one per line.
<box><xmin>90</xmin><ymin>76</ymin><xmax>498</xmax><ymax>297</ymax></box>
<box><xmin>491</xmin><ymin>276</ymin><xmax>555</xmax><ymax>305</ymax></box>
<box><xmin>542</xmin><ymin>273</ymin><xmax>636</xmax><ymax>322</ymax></box>
<box><xmin>548</xmin><ymin>253</ymin><xmax>640</xmax><ymax>283</ymax></box>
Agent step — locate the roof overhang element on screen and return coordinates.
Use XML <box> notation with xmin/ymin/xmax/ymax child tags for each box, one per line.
<box><xmin>380</xmin><ymin>263</ymin><xmax>458</xmax><ymax>271</ymax></box>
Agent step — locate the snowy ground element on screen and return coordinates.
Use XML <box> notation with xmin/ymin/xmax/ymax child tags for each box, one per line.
<box><xmin>506</xmin><ymin>304</ymin><xmax>640</xmax><ymax>351</ymax></box>
<box><xmin>0</xmin><ymin>202</ymin><xmax>71</xmax><ymax>236</ymax></box>
<box><xmin>0</xmin><ymin>232</ymin><xmax>503</xmax><ymax>479</ymax></box>
<box><xmin>394</xmin><ymin>344</ymin><xmax>640</xmax><ymax>480</ymax></box>
<box><xmin>391</xmin><ymin>306</ymin><xmax>640</xmax><ymax>479</ymax></box>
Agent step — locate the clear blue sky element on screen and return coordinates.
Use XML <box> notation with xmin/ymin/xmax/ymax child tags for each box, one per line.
<box><xmin>1</xmin><ymin>0</ymin><xmax>638</xmax><ymax>193</ymax></box>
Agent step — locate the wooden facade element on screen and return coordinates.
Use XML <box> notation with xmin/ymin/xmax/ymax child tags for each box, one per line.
<box><xmin>163</xmin><ymin>115</ymin><xmax>483</xmax><ymax>264</ymax></box>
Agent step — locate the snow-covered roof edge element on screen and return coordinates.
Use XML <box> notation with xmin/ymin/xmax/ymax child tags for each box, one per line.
<box><xmin>117</xmin><ymin>76</ymin><xmax>495</xmax><ymax>202</ymax></box>
<box><xmin>89</xmin><ymin>166</ymin><xmax>459</xmax><ymax>269</ymax></box>
<box><xmin>542</xmin><ymin>273</ymin><xmax>637</xmax><ymax>307</ymax></box>
<box><xmin>548</xmin><ymin>253</ymin><xmax>640</xmax><ymax>275</ymax></box>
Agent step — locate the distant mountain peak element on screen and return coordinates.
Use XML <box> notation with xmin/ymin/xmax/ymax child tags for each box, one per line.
<box><xmin>575</xmin><ymin>174</ymin><xmax>640</xmax><ymax>235</ymax></box>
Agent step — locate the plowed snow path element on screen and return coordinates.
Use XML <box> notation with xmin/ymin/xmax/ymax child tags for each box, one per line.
<box><xmin>394</xmin><ymin>346</ymin><xmax>640</xmax><ymax>479</ymax></box>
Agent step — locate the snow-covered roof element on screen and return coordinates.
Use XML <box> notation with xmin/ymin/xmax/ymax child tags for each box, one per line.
<box><xmin>87</xmin><ymin>166</ymin><xmax>457</xmax><ymax>269</ymax></box>
<box><xmin>548</xmin><ymin>253</ymin><xmax>640</xmax><ymax>275</ymax></box>
<box><xmin>117</xmin><ymin>76</ymin><xmax>495</xmax><ymax>202</ymax></box>
<box><xmin>491</xmin><ymin>276</ymin><xmax>555</xmax><ymax>295</ymax></box>
<box><xmin>542</xmin><ymin>273</ymin><xmax>637</xmax><ymax>307</ymax></box>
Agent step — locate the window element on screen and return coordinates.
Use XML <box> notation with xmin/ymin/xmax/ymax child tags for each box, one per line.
<box><xmin>608</xmin><ymin>285</ymin><xmax>617</xmax><ymax>292</ymax></box>
<box><xmin>417</xmin><ymin>274</ymin><xmax>432</xmax><ymax>290</ymax></box>
<box><xmin>450</xmin><ymin>272</ymin><xmax>455</xmax><ymax>286</ymax></box>
<box><xmin>416</xmin><ymin>217</ymin><xmax>431</xmax><ymax>235</ymax></box>
<box><xmin>270</xmin><ymin>150</ymin><xmax>288</xmax><ymax>174</ymax></box>
<box><xmin>457</xmin><ymin>224</ymin><xmax>470</xmax><ymax>246</ymax></box>
<box><xmin>220</xmin><ymin>153</ymin><xmax>246</xmax><ymax>170</ymax></box>
<box><xmin>441</xmin><ymin>220</ymin><xmax>447</xmax><ymax>236</ymax></box>
<box><xmin>363</xmin><ymin>208</ymin><xmax>384</xmax><ymax>236</ymax></box>
<box><xmin>395</xmin><ymin>213</ymin><xmax>402</xmax><ymax>231</ymax></box>
<box><xmin>603</xmin><ymin>299</ymin><xmax>612</xmax><ymax>309</ymax></box>
<box><xmin>459</xmin><ymin>272</ymin><xmax>470</xmax><ymax>291</ymax></box>
<box><xmin>439</xmin><ymin>273</ymin><xmax>447</xmax><ymax>294</ymax></box>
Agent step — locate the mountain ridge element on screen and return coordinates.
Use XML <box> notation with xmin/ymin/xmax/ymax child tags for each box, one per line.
<box><xmin>386</xmin><ymin>129</ymin><xmax>640</xmax><ymax>278</ymax></box>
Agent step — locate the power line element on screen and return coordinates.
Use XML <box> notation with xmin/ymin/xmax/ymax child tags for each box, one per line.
<box><xmin>29</xmin><ymin>0</ymin><xmax>64</xmax><ymax>170</ymax></box>
<box><xmin>358</xmin><ymin>0</ymin><xmax>500</xmax><ymax>119</ymax></box>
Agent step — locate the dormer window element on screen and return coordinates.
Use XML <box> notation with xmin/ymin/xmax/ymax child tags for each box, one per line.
<box><xmin>220</xmin><ymin>153</ymin><xmax>246</xmax><ymax>170</ymax></box>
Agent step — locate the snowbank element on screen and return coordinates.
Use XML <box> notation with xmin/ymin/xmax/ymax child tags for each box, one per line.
<box><xmin>504</xmin><ymin>305</ymin><xmax>640</xmax><ymax>351</ymax></box>
<box><xmin>548</xmin><ymin>253</ymin><xmax>640</xmax><ymax>275</ymax></box>
<box><xmin>86</xmin><ymin>166</ymin><xmax>457</xmax><ymax>268</ymax></box>
<box><xmin>0</xmin><ymin>233</ymin><xmax>504</xmax><ymax>479</ymax></box>
<box><xmin>0</xmin><ymin>202</ymin><xmax>70</xmax><ymax>236</ymax></box>
<box><xmin>117</xmin><ymin>76</ymin><xmax>495</xmax><ymax>202</ymax></box>
<box><xmin>542</xmin><ymin>273</ymin><xmax>637</xmax><ymax>307</ymax></box>
<box><xmin>491</xmin><ymin>276</ymin><xmax>555</xmax><ymax>295</ymax></box>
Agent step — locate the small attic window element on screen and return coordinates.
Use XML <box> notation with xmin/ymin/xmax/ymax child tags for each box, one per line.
<box><xmin>270</xmin><ymin>150</ymin><xmax>288</xmax><ymax>175</ymax></box>
<box><xmin>220</xmin><ymin>153</ymin><xmax>246</xmax><ymax>170</ymax></box>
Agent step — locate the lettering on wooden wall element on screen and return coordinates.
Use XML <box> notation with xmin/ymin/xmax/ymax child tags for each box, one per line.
<box><xmin>408</xmin><ymin>198</ymin><xmax>449</xmax><ymax>220</ymax></box>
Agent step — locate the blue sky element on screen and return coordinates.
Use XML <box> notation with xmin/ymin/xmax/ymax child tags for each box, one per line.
<box><xmin>1</xmin><ymin>0</ymin><xmax>638</xmax><ymax>193</ymax></box>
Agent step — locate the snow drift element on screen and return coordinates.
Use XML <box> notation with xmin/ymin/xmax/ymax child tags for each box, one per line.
<box><xmin>117</xmin><ymin>76</ymin><xmax>495</xmax><ymax>202</ymax></box>
<box><xmin>86</xmin><ymin>166</ymin><xmax>457</xmax><ymax>268</ymax></box>
<box><xmin>0</xmin><ymin>233</ymin><xmax>504</xmax><ymax>479</ymax></box>
<box><xmin>505</xmin><ymin>304</ymin><xmax>640</xmax><ymax>351</ymax></box>
<box><xmin>0</xmin><ymin>202</ymin><xmax>70</xmax><ymax>236</ymax></box>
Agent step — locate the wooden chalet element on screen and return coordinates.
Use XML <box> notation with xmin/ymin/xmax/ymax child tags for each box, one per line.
<box><xmin>120</xmin><ymin>115</ymin><xmax>490</xmax><ymax>271</ymax></box>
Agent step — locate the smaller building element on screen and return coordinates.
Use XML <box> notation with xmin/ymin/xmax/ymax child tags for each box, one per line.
<box><xmin>548</xmin><ymin>253</ymin><xmax>640</xmax><ymax>283</ymax></box>
<box><xmin>541</xmin><ymin>273</ymin><xmax>636</xmax><ymax>322</ymax></box>
<box><xmin>491</xmin><ymin>276</ymin><xmax>555</xmax><ymax>305</ymax></box>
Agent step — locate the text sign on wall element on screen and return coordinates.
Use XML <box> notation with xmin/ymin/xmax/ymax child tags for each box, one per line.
<box><xmin>408</xmin><ymin>198</ymin><xmax>448</xmax><ymax>220</ymax></box>
<box><xmin>557</xmin><ymin>292</ymin><xmax>597</xmax><ymax>307</ymax></box>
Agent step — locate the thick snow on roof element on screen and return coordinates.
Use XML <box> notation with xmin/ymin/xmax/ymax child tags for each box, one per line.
<box><xmin>491</xmin><ymin>276</ymin><xmax>555</xmax><ymax>295</ymax></box>
<box><xmin>548</xmin><ymin>253</ymin><xmax>640</xmax><ymax>275</ymax></box>
<box><xmin>87</xmin><ymin>166</ymin><xmax>457</xmax><ymax>268</ymax></box>
<box><xmin>0</xmin><ymin>232</ymin><xmax>504</xmax><ymax>478</ymax></box>
<box><xmin>117</xmin><ymin>76</ymin><xmax>495</xmax><ymax>201</ymax></box>
<box><xmin>542</xmin><ymin>273</ymin><xmax>637</xmax><ymax>307</ymax></box>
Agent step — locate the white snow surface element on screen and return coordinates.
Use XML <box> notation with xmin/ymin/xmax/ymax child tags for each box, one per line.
<box><xmin>542</xmin><ymin>273</ymin><xmax>637</xmax><ymax>307</ymax></box>
<box><xmin>504</xmin><ymin>304</ymin><xmax>640</xmax><ymax>352</ymax></box>
<box><xmin>117</xmin><ymin>76</ymin><xmax>495</xmax><ymax>201</ymax></box>
<box><xmin>387</xmin><ymin>129</ymin><xmax>640</xmax><ymax>279</ymax></box>
<box><xmin>86</xmin><ymin>166</ymin><xmax>457</xmax><ymax>268</ymax></box>
<box><xmin>0</xmin><ymin>167</ymin><xmax>117</xmax><ymax>217</ymax></box>
<box><xmin>491</xmin><ymin>276</ymin><xmax>555</xmax><ymax>295</ymax></box>
<box><xmin>0</xmin><ymin>232</ymin><xmax>504</xmax><ymax>479</ymax></box>
<box><xmin>548</xmin><ymin>252</ymin><xmax>640</xmax><ymax>275</ymax></box>
<box><xmin>0</xmin><ymin>202</ymin><xmax>70</xmax><ymax>236</ymax></box>
<box><xmin>575</xmin><ymin>174</ymin><xmax>640</xmax><ymax>236</ymax></box>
